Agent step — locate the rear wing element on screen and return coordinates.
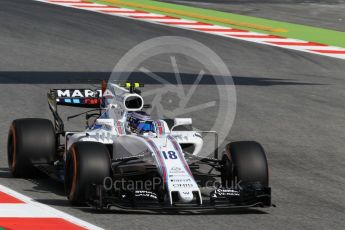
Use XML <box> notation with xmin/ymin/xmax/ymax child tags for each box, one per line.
<box><xmin>47</xmin><ymin>82</ymin><xmax>145</xmax><ymax>134</ymax></box>
<box><xmin>48</xmin><ymin>89</ymin><xmax>102</xmax><ymax>107</ymax></box>
<box><xmin>47</xmin><ymin>89</ymin><xmax>103</xmax><ymax>134</ymax></box>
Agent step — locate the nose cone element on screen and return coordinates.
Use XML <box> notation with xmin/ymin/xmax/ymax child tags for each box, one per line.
<box><xmin>178</xmin><ymin>191</ymin><xmax>194</xmax><ymax>203</ymax></box>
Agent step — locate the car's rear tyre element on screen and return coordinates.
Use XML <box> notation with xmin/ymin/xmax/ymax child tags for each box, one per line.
<box><xmin>221</xmin><ymin>141</ymin><xmax>268</xmax><ymax>187</ymax></box>
<box><xmin>7</xmin><ymin>118</ymin><xmax>56</xmax><ymax>178</ymax></box>
<box><xmin>65</xmin><ymin>142</ymin><xmax>111</xmax><ymax>205</ymax></box>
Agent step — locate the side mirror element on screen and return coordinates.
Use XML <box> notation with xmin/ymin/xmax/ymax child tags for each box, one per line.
<box><xmin>172</xmin><ymin>118</ymin><xmax>192</xmax><ymax>130</ymax></box>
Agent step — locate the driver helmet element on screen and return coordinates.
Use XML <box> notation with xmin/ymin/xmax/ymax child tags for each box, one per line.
<box><xmin>127</xmin><ymin>111</ymin><xmax>155</xmax><ymax>134</ymax></box>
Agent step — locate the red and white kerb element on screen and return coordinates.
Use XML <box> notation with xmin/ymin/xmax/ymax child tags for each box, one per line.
<box><xmin>0</xmin><ymin>184</ymin><xmax>103</xmax><ymax>230</ymax></box>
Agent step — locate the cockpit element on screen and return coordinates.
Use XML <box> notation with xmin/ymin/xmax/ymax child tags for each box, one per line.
<box><xmin>136</xmin><ymin>121</ymin><xmax>155</xmax><ymax>133</ymax></box>
<box><xmin>127</xmin><ymin>111</ymin><xmax>155</xmax><ymax>134</ymax></box>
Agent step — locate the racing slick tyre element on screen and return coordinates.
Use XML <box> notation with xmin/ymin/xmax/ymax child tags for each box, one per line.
<box><xmin>7</xmin><ymin>118</ymin><xmax>56</xmax><ymax>178</ymax></box>
<box><xmin>65</xmin><ymin>142</ymin><xmax>111</xmax><ymax>205</ymax></box>
<box><xmin>221</xmin><ymin>141</ymin><xmax>268</xmax><ymax>187</ymax></box>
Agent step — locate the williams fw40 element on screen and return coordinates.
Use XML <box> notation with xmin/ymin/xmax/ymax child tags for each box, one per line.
<box><xmin>7</xmin><ymin>82</ymin><xmax>271</xmax><ymax>210</ymax></box>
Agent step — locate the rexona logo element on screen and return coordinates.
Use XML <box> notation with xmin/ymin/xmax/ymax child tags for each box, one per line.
<box><xmin>56</xmin><ymin>89</ymin><xmax>116</xmax><ymax>98</ymax></box>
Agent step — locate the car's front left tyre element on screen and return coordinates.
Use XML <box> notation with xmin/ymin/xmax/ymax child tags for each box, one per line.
<box><xmin>65</xmin><ymin>142</ymin><xmax>111</xmax><ymax>205</ymax></box>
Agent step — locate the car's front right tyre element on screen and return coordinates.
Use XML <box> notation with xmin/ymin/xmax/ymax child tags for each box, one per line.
<box><xmin>221</xmin><ymin>141</ymin><xmax>269</xmax><ymax>187</ymax></box>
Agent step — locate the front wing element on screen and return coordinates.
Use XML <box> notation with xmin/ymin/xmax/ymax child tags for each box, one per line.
<box><xmin>87</xmin><ymin>183</ymin><xmax>271</xmax><ymax>211</ymax></box>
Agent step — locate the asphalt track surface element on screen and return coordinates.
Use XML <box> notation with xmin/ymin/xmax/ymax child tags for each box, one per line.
<box><xmin>161</xmin><ymin>0</ymin><xmax>345</xmax><ymax>31</ymax></box>
<box><xmin>1</xmin><ymin>0</ymin><xmax>345</xmax><ymax>229</ymax></box>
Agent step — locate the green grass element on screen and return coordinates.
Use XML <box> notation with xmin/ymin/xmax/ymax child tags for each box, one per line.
<box><xmin>91</xmin><ymin>0</ymin><xmax>345</xmax><ymax>48</ymax></box>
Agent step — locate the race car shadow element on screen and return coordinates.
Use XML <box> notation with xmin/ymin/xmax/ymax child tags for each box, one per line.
<box><xmin>0</xmin><ymin>167</ymin><xmax>13</xmax><ymax>179</ymax></box>
<box><xmin>85</xmin><ymin>207</ymin><xmax>269</xmax><ymax>215</ymax></box>
<box><xmin>25</xmin><ymin>178</ymin><xmax>66</xmax><ymax>197</ymax></box>
<box><xmin>0</xmin><ymin>167</ymin><xmax>73</xmax><ymax>207</ymax></box>
<box><xmin>0</xmin><ymin>167</ymin><xmax>65</xmax><ymax>196</ymax></box>
<box><xmin>31</xmin><ymin>198</ymin><xmax>270</xmax><ymax>215</ymax></box>
<box><xmin>34</xmin><ymin>198</ymin><xmax>71</xmax><ymax>207</ymax></box>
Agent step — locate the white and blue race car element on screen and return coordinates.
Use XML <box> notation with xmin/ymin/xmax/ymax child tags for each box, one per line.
<box><xmin>7</xmin><ymin>81</ymin><xmax>271</xmax><ymax>210</ymax></box>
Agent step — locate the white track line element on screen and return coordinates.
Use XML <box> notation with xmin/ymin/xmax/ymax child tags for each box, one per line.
<box><xmin>0</xmin><ymin>204</ymin><xmax>57</xmax><ymax>217</ymax></box>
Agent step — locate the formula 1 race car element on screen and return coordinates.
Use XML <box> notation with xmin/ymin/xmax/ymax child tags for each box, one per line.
<box><xmin>7</xmin><ymin>81</ymin><xmax>271</xmax><ymax>210</ymax></box>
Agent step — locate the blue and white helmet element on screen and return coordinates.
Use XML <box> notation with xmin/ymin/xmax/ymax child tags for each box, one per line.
<box><xmin>127</xmin><ymin>111</ymin><xmax>155</xmax><ymax>133</ymax></box>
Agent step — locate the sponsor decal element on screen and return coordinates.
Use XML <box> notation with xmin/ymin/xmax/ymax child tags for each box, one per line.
<box><xmin>172</xmin><ymin>184</ymin><xmax>194</xmax><ymax>188</ymax></box>
<box><xmin>134</xmin><ymin>190</ymin><xmax>158</xmax><ymax>200</ymax></box>
<box><xmin>214</xmin><ymin>188</ymin><xmax>240</xmax><ymax>197</ymax></box>
<box><xmin>116</xmin><ymin>121</ymin><xmax>124</xmax><ymax>135</ymax></box>
<box><xmin>169</xmin><ymin>166</ymin><xmax>183</xmax><ymax>174</ymax></box>
<box><xmin>56</xmin><ymin>89</ymin><xmax>102</xmax><ymax>98</ymax></box>
<box><xmin>170</xmin><ymin>178</ymin><xmax>191</xmax><ymax>183</ymax></box>
<box><xmin>56</xmin><ymin>89</ymin><xmax>118</xmax><ymax>98</ymax></box>
<box><xmin>169</xmin><ymin>174</ymin><xmax>191</xmax><ymax>178</ymax></box>
<box><xmin>154</xmin><ymin>120</ymin><xmax>165</xmax><ymax>136</ymax></box>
